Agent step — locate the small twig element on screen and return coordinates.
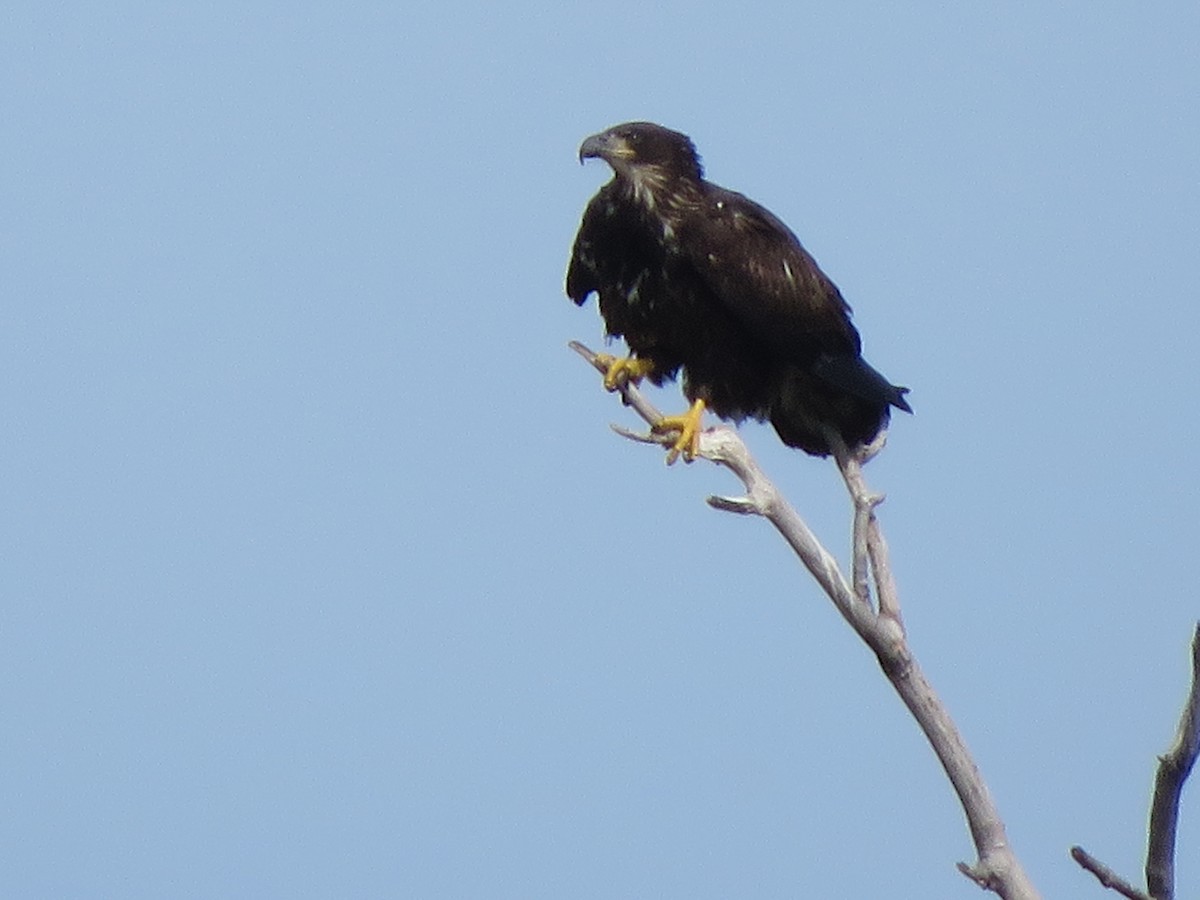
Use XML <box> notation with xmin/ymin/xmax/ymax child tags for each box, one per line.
<box><xmin>866</xmin><ymin>506</ymin><xmax>903</xmax><ymax>627</ymax></box>
<box><xmin>570</xmin><ymin>342</ymin><xmax>1040</xmax><ymax>899</ymax></box>
<box><xmin>1145</xmin><ymin>623</ymin><xmax>1200</xmax><ymax>899</ymax></box>
<box><xmin>849</xmin><ymin>487</ymin><xmax>874</xmax><ymax>609</ymax></box>
<box><xmin>833</xmin><ymin>450</ymin><xmax>902</xmax><ymax>628</ymax></box>
<box><xmin>1070</xmin><ymin>847</ymin><xmax>1153</xmax><ymax>900</ymax></box>
<box><xmin>828</xmin><ymin>434</ymin><xmax>873</xmax><ymax>609</ymax></box>
<box><xmin>571</xmin><ymin>341</ymin><xmax>666</xmax><ymax>430</ymax></box>
<box><xmin>850</xmin><ymin>498</ymin><xmax>872</xmax><ymax>608</ymax></box>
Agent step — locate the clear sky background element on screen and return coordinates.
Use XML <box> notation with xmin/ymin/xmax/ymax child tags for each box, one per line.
<box><xmin>2</xmin><ymin>2</ymin><xmax>1197</xmax><ymax>897</ymax></box>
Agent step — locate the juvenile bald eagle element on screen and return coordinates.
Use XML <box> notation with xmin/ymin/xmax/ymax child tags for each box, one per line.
<box><xmin>566</xmin><ymin>122</ymin><xmax>910</xmax><ymax>462</ymax></box>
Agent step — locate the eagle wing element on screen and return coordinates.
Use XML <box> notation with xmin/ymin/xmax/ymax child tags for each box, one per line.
<box><xmin>566</xmin><ymin>188</ymin><xmax>662</xmax><ymax>313</ymax></box>
<box><xmin>675</xmin><ymin>185</ymin><xmax>908</xmax><ymax>411</ymax></box>
<box><xmin>566</xmin><ymin>194</ymin><xmax>605</xmax><ymax>305</ymax></box>
<box><xmin>678</xmin><ymin>185</ymin><xmax>862</xmax><ymax>360</ymax></box>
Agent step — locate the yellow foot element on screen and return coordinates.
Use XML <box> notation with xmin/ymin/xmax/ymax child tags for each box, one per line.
<box><xmin>652</xmin><ymin>399</ymin><xmax>706</xmax><ymax>465</ymax></box>
<box><xmin>594</xmin><ymin>354</ymin><xmax>655</xmax><ymax>391</ymax></box>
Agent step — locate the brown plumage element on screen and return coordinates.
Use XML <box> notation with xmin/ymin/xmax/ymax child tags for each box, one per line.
<box><xmin>566</xmin><ymin>121</ymin><xmax>910</xmax><ymax>457</ymax></box>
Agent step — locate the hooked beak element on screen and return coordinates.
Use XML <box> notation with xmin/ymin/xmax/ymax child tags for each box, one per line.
<box><xmin>578</xmin><ymin>131</ymin><xmax>610</xmax><ymax>164</ymax></box>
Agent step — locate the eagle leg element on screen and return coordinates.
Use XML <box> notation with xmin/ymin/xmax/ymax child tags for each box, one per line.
<box><xmin>652</xmin><ymin>399</ymin><xmax>706</xmax><ymax>465</ymax></box>
<box><xmin>594</xmin><ymin>353</ymin><xmax>655</xmax><ymax>391</ymax></box>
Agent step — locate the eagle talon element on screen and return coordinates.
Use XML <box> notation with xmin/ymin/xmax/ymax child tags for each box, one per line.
<box><xmin>595</xmin><ymin>354</ymin><xmax>654</xmax><ymax>391</ymax></box>
<box><xmin>652</xmin><ymin>399</ymin><xmax>706</xmax><ymax>465</ymax></box>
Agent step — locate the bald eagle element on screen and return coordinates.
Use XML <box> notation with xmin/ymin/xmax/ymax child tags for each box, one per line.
<box><xmin>566</xmin><ymin>122</ymin><xmax>910</xmax><ymax>462</ymax></box>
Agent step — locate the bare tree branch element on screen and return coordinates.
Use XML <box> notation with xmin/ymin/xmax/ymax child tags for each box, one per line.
<box><xmin>834</xmin><ymin>449</ymin><xmax>904</xmax><ymax>627</ymax></box>
<box><xmin>1070</xmin><ymin>846</ymin><xmax>1154</xmax><ymax>900</ymax></box>
<box><xmin>1071</xmin><ymin>625</ymin><xmax>1199</xmax><ymax>899</ymax></box>
<box><xmin>570</xmin><ymin>342</ymin><xmax>1041</xmax><ymax>899</ymax></box>
<box><xmin>1145</xmin><ymin>623</ymin><xmax>1200</xmax><ymax>899</ymax></box>
<box><xmin>837</xmin><ymin>449</ymin><xmax>877</xmax><ymax>610</ymax></box>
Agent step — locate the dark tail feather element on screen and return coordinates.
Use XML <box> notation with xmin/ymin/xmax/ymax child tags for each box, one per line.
<box><xmin>812</xmin><ymin>354</ymin><xmax>911</xmax><ymax>413</ymax></box>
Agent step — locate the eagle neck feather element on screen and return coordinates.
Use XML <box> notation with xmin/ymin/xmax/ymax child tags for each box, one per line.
<box><xmin>621</xmin><ymin>167</ymin><xmax>701</xmax><ymax>242</ymax></box>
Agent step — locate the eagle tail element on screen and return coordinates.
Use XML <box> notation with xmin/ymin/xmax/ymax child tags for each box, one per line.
<box><xmin>812</xmin><ymin>354</ymin><xmax>911</xmax><ymax>413</ymax></box>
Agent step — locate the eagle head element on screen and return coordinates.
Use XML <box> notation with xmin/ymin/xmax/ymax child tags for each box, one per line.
<box><xmin>579</xmin><ymin>122</ymin><xmax>703</xmax><ymax>182</ymax></box>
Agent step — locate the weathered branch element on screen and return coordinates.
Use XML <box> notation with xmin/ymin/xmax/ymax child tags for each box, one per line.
<box><xmin>571</xmin><ymin>342</ymin><xmax>1040</xmax><ymax>899</ymax></box>
<box><xmin>1146</xmin><ymin>623</ymin><xmax>1200</xmax><ymax>898</ymax></box>
<box><xmin>1071</xmin><ymin>623</ymin><xmax>1199</xmax><ymax>899</ymax></box>
<box><xmin>1071</xmin><ymin>846</ymin><xmax>1153</xmax><ymax>900</ymax></box>
<box><xmin>834</xmin><ymin>447</ymin><xmax>903</xmax><ymax>627</ymax></box>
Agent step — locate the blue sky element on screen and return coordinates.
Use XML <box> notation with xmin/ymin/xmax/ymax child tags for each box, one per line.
<box><xmin>2</xmin><ymin>2</ymin><xmax>1198</xmax><ymax>896</ymax></box>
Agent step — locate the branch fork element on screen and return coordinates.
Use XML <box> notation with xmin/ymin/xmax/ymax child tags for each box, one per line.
<box><xmin>570</xmin><ymin>341</ymin><xmax>1040</xmax><ymax>899</ymax></box>
<box><xmin>1072</xmin><ymin>623</ymin><xmax>1200</xmax><ymax>899</ymax></box>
